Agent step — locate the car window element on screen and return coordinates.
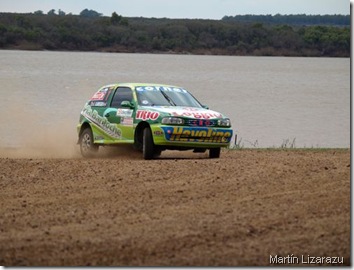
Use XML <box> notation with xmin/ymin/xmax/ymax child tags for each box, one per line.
<box><xmin>88</xmin><ymin>86</ymin><xmax>114</xmax><ymax>107</ymax></box>
<box><xmin>111</xmin><ymin>87</ymin><xmax>133</xmax><ymax>108</ymax></box>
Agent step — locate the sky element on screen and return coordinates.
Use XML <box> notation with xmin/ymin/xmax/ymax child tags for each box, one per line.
<box><xmin>0</xmin><ymin>0</ymin><xmax>350</xmax><ymax>19</ymax></box>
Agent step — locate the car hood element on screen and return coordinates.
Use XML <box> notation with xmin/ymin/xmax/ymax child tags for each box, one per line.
<box><xmin>138</xmin><ymin>106</ymin><xmax>226</xmax><ymax>119</ymax></box>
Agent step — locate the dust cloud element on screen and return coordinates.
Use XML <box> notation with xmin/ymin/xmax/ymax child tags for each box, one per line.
<box><xmin>0</xmin><ymin>101</ymin><xmax>147</xmax><ymax>159</ymax></box>
<box><xmin>0</xmin><ymin>101</ymin><xmax>80</xmax><ymax>159</ymax></box>
<box><xmin>0</xmin><ymin>125</ymin><xmax>80</xmax><ymax>159</ymax></box>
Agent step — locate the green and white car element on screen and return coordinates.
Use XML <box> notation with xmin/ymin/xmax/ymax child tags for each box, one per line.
<box><xmin>77</xmin><ymin>83</ymin><xmax>233</xmax><ymax>159</ymax></box>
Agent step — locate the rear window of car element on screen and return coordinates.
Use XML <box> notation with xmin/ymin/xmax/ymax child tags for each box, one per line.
<box><xmin>88</xmin><ymin>86</ymin><xmax>114</xmax><ymax>107</ymax></box>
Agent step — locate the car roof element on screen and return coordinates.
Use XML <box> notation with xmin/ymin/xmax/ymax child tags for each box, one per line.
<box><xmin>103</xmin><ymin>83</ymin><xmax>183</xmax><ymax>89</ymax></box>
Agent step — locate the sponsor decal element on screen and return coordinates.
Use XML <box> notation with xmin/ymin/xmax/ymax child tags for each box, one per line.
<box><xmin>90</xmin><ymin>87</ymin><xmax>113</xmax><ymax>101</ymax></box>
<box><xmin>90</xmin><ymin>101</ymin><xmax>107</xmax><ymax>107</ymax></box>
<box><xmin>91</xmin><ymin>92</ymin><xmax>106</xmax><ymax>100</ymax></box>
<box><xmin>161</xmin><ymin>127</ymin><xmax>232</xmax><ymax>143</ymax></box>
<box><xmin>136</xmin><ymin>110</ymin><xmax>160</xmax><ymax>121</ymax></box>
<box><xmin>116</xmin><ymin>108</ymin><xmax>133</xmax><ymax>117</ymax></box>
<box><xmin>81</xmin><ymin>105</ymin><xmax>122</xmax><ymax>139</ymax></box>
<box><xmin>153</xmin><ymin>130</ymin><xmax>164</xmax><ymax>136</ymax></box>
<box><xmin>120</xmin><ymin>117</ymin><xmax>134</xmax><ymax>126</ymax></box>
<box><xmin>136</xmin><ymin>86</ymin><xmax>188</xmax><ymax>93</ymax></box>
<box><xmin>171</xmin><ymin>111</ymin><xmax>223</xmax><ymax>119</ymax></box>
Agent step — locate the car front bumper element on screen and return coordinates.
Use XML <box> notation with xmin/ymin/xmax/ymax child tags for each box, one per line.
<box><xmin>151</xmin><ymin>125</ymin><xmax>233</xmax><ymax>148</ymax></box>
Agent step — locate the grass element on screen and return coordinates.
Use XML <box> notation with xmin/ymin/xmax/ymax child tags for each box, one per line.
<box><xmin>228</xmin><ymin>135</ymin><xmax>349</xmax><ymax>151</ymax></box>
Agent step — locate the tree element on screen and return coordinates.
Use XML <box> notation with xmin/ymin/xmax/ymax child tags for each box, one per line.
<box><xmin>111</xmin><ymin>12</ymin><xmax>122</xmax><ymax>25</ymax></box>
<box><xmin>47</xmin><ymin>9</ymin><xmax>56</xmax><ymax>16</ymax></box>
<box><xmin>33</xmin><ymin>10</ymin><xmax>43</xmax><ymax>15</ymax></box>
<box><xmin>58</xmin><ymin>9</ymin><xmax>66</xmax><ymax>16</ymax></box>
<box><xmin>80</xmin><ymin>9</ymin><xmax>102</xmax><ymax>18</ymax></box>
<box><xmin>110</xmin><ymin>12</ymin><xmax>128</xmax><ymax>26</ymax></box>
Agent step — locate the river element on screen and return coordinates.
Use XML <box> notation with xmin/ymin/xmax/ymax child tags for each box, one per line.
<box><xmin>0</xmin><ymin>50</ymin><xmax>349</xmax><ymax>152</ymax></box>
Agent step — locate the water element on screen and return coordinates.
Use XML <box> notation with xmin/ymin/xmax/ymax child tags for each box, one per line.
<box><xmin>0</xmin><ymin>50</ymin><xmax>349</xmax><ymax>152</ymax></box>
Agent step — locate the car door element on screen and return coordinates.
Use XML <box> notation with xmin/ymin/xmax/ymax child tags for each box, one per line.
<box><xmin>104</xmin><ymin>86</ymin><xmax>135</xmax><ymax>142</ymax></box>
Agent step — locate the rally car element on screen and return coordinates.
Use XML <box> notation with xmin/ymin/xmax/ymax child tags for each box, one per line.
<box><xmin>77</xmin><ymin>83</ymin><xmax>233</xmax><ymax>159</ymax></box>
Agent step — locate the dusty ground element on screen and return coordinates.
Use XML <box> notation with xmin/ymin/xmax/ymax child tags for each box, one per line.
<box><xmin>0</xmin><ymin>148</ymin><xmax>350</xmax><ymax>266</ymax></box>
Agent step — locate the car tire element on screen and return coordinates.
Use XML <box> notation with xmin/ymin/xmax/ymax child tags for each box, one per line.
<box><xmin>143</xmin><ymin>127</ymin><xmax>155</xmax><ymax>160</ymax></box>
<box><xmin>80</xmin><ymin>127</ymin><xmax>99</xmax><ymax>158</ymax></box>
<box><xmin>209</xmin><ymin>147</ymin><xmax>221</xmax><ymax>158</ymax></box>
<box><xmin>154</xmin><ymin>149</ymin><xmax>162</xmax><ymax>158</ymax></box>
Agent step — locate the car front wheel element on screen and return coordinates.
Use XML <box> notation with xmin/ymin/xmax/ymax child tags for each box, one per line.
<box><xmin>80</xmin><ymin>127</ymin><xmax>99</xmax><ymax>158</ymax></box>
<box><xmin>209</xmin><ymin>147</ymin><xmax>221</xmax><ymax>158</ymax></box>
<box><xmin>143</xmin><ymin>127</ymin><xmax>155</xmax><ymax>160</ymax></box>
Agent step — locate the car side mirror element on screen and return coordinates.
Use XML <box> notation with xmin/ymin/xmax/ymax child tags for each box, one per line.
<box><xmin>202</xmin><ymin>104</ymin><xmax>209</xmax><ymax>109</ymax></box>
<box><xmin>121</xmin><ymin>100</ymin><xmax>135</xmax><ymax>109</ymax></box>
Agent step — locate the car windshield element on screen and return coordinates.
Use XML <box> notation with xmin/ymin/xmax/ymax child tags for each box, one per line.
<box><xmin>136</xmin><ymin>86</ymin><xmax>202</xmax><ymax>107</ymax></box>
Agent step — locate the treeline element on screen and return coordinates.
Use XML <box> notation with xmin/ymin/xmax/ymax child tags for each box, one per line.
<box><xmin>0</xmin><ymin>12</ymin><xmax>350</xmax><ymax>57</ymax></box>
<box><xmin>222</xmin><ymin>14</ymin><xmax>350</xmax><ymax>26</ymax></box>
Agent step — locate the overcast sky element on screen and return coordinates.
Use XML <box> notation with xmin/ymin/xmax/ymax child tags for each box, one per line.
<box><xmin>0</xmin><ymin>0</ymin><xmax>350</xmax><ymax>19</ymax></box>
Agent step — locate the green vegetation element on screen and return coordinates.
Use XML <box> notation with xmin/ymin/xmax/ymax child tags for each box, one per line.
<box><xmin>222</xmin><ymin>14</ymin><xmax>350</xmax><ymax>26</ymax></box>
<box><xmin>0</xmin><ymin>11</ymin><xmax>349</xmax><ymax>57</ymax></box>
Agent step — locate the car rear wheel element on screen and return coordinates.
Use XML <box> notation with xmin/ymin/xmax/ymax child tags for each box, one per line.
<box><xmin>209</xmin><ymin>147</ymin><xmax>221</xmax><ymax>158</ymax></box>
<box><xmin>143</xmin><ymin>127</ymin><xmax>155</xmax><ymax>160</ymax></box>
<box><xmin>80</xmin><ymin>127</ymin><xmax>99</xmax><ymax>158</ymax></box>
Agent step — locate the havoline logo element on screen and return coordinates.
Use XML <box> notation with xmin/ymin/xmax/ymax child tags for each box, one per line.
<box><xmin>162</xmin><ymin>127</ymin><xmax>232</xmax><ymax>143</ymax></box>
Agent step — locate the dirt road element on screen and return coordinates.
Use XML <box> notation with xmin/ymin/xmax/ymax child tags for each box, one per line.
<box><xmin>0</xmin><ymin>149</ymin><xmax>350</xmax><ymax>266</ymax></box>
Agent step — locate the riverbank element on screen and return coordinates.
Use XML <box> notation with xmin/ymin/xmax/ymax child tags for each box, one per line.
<box><xmin>0</xmin><ymin>149</ymin><xmax>350</xmax><ymax>266</ymax></box>
<box><xmin>0</xmin><ymin>13</ymin><xmax>349</xmax><ymax>57</ymax></box>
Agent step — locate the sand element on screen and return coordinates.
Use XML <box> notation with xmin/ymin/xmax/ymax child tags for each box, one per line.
<box><xmin>0</xmin><ymin>148</ymin><xmax>350</xmax><ymax>266</ymax></box>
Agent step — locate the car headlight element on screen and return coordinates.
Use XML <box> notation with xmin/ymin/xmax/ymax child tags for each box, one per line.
<box><xmin>218</xmin><ymin>118</ymin><xmax>231</xmax><ymax>127</ymax></box>
<box><xmin>161</xmin><ymin>117</ymin><xmax>184</xmax><ymax>125</ymax></box>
